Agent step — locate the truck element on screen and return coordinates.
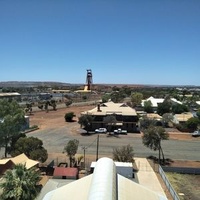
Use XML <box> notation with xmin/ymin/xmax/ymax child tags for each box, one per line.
<box><xmin>114</xmin><ymin>128</ymin><xmax>127</xmax><ymax>135</ymax></box>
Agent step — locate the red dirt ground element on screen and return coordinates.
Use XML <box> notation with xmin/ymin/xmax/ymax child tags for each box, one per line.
<box><xmin>29</xmin><ymin>105</ymin><xmax>200</xmax><ymax>168</ymax></box>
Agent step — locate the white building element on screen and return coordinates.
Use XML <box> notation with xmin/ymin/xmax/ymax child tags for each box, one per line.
<box><xmin>43</xmin><ymin>157</ymin><xmax>167</xmax><ymax>200</ymax></box>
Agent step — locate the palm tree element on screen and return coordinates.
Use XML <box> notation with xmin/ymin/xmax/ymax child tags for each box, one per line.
<box><xmin>0</xmin><ymin>164</ymin><xmax>41</xmax><ymax>200</ymax></box>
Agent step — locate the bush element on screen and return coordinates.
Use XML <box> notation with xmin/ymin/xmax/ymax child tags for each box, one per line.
<box><xmin>175</xmin><ymin>123</ymin><xmax>190</xmax><ymax>132</ymax></box>
<box><xmin>64</xmin><ymin>112</ymin><xmax>76</xmax><ymax>122</ymax></box>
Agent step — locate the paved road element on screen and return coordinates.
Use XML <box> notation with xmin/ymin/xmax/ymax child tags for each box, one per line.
<box><xmin>27</xmin><ymin>126</ymin><xmax>200</xmax><ymax>161</ymax></box>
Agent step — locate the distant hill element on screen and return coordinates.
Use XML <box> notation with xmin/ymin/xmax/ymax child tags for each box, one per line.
<box><xmin>0</xmin><ymin>81</ymin><xmax>75</xmax><ymax>88</ymax></box>
<box><xmin>0</xmin><ymin>81</ymin><xmax>198</xmax><ymax>88</ymax></box>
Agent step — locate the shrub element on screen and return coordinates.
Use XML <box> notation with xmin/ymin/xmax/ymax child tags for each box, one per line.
<box><xmin>64</xmin><ymin>112</ymin><xmax>76</xmax><ymax>122</ymax></box>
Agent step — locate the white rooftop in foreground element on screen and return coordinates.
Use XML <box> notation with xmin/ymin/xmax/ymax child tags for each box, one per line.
<box><xmin>43</xmin><ymin>157</ymin><xmax>167</xmax><ymax>200</ymax></box>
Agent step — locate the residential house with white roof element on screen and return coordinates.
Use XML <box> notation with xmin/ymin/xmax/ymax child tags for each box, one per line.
<box><xmin>141</xmin><ymin>96</ymin><xmax>182</xmax><ymax>112</ymax></box>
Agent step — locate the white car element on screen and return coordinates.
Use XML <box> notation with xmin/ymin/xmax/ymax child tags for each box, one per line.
<box><xmin>95</xmin><ymin>128</ymin><xmax>107</xmax><ymax>133</ymax></box>
<box><xmin>192</xmin><ymin>130</ymin><xmax>200</xmax><ymax>137</ymax></box>
<box><xmin>114</xmin><ymin>128</ymin><xmax>127</xmax><ymax>135</ymax></box>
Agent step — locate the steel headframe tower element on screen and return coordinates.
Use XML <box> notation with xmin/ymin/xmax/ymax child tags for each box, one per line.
<box><xmin>86</xmin><ymin>69</ymin><xmax>93</xmax><ymax>90</ymax></box>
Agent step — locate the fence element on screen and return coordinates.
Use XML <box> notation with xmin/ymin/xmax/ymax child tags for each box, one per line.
<box><xmin>158</xmin><ymin>165</ymin><xmax>180</xmax><ymax>200</ymax></box>
<box><xmin>162</xmin><ymin>166</ymin><xmax>200</xmax><ymax>175</ymax></box>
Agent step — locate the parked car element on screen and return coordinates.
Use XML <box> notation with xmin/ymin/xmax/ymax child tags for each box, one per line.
<box><xmin>192</xmin><ymin>130</ymin><xmax>200</xmax><ymax>137</ymax></box>
<box><xmin>114</xmin><ymin>128</ymin><xmax>127</xmax><ymax>135</ymax></box>
<box><xmin>95</xmin><ymin>128</ymin><xmax>107</xmax><ymax>133</ymax></box>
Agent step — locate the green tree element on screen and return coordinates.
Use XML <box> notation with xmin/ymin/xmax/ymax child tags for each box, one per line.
<box><xmin>64</xmin><ymin>112</ymin><xmax>76</xmax><ymax>122</ymax></box>
<box><xmin>196</xmin><ymin>108</ymin><xmax>200</xmax><ymax>120</ymax></box>
<box><xmin>161</xmin><ymin>113</ymin><xmax>173</xmax><ymax>127</ymax></box>
<box><xmin>44</xmin><ymin>101</ymin><xmax>49</xmax><ymax>112</ymax></box>
<box><xmin>142</xmin><ymin>126</ymin><xmax>169</xmax><ymax>164</ymax></box>
<box><xmin>24</xmin><ymin>102</ymin><xmax>33</xmax><ymax>115</ymax></box>
<box><xmin>64</xmin><ymin>139</ymin><xmax>79</xmax><ymax>167</ymax></box>
<box><xmin>65</xmin><ymin>99</ymin><xmax>73</xmax><ymax>107</ymax></box>
<box><xmin>131</xmin><ymin>92</ymin><xmax>143</xmax><ymax>107</ymax></box>
<box><xmin>171</xmin><ymin>104</ymin><xmax>189</xmax><ymax>114</ymax></box>
<box><xmin>113</xmin><ymin>144</ymin><xmax>134</xmax><ymax>162</ymax></box>
<box><xmin>11</xmin><ymin>137</ymin><xmax>48</xmax><ymax>163</ymax></box>
<box><xmin>157</xmin><ymin>100</ymin><xmax>172</xmax><ymax>116</ymax></box>
<box><xmin>49</xmin><ymin>99</ymin><xmax>57</xmax><ymax>110</ymax></box>
<box><xmin>120</xmin><ymin>85</ymin><xmax>132</xmax><ymax>96</ymax></box>
<box><xmin>101</xmin><ymin>93</ymin><xmax>111</xmax><ymax>103</ymax></box>
<box><xmin>139</xmin><ymin>116</ymin><xmax>157</xmax><ymax>131</ymax></box>
<box><xmin>82</xmin><ymin>95</ymin><xmax>87</xmax><ymax>101</ymax></box>
<box><xmin>0</xmin><ymin>99</ymin><xmax>25</xmax><ymax>157</ymax></box>
<box><xmin>9</xmin><ymin>132</ymin><xmax>26</xmax><ymax>154</ymax></box>
<box><xmin>110</xmin><ymin>91</ymin><xmax>123</xmax><ymax>103</ymax></box>
<box><xmin>78</xmin><ymin>114</ymin><xmax>93</xmax><ymax>134</ymax></box>
<box><xmin>186</xmin><ymin>117</ymin><xmax>200</xmax><ymax>132</ymax></box>
<box><xmin>43</xmin><ymin>100</ymin><xmax>57</xmax><ymax>112</ymax></box>
<box><xmin>143</xmin><ymin>100</ymin><xmax>153</xmax><ymax>113</ymax></box>
<box><xmin>103</xmin><ymin>115</ymin><xmax>117</xmax><ymax>133</ymax></box>
<box><xmin>0</xmin><ymin>164</ymin><xmax>41</xmax><ymax>200</ymax></box>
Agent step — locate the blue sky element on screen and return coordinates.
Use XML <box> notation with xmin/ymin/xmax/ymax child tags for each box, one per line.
<box><xmin>0</xmin><ymin>0</ymin><xmax>199</xmax><ymax>86</ymax></box>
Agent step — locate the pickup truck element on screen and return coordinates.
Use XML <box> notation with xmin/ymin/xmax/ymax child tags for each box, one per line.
<box><xmin>114</xmin><ymin>128</ymin><xmax>127</xmax><ymax>135</ymax></box>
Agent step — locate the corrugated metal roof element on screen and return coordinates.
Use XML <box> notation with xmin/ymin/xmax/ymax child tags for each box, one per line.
<box><xmin>0</xmin><ymin>92</ymin><xmax>21</xmax><ymax>97</ymax></box>
<box><xmin>142</xmin><ymin>97</ymin><xmax>182</xmax><ymax>107</ymax></box>
<box><xmin>82</xmin><ymin>101</ymin><xmax>137</xmax><ymax>116</ymax></box>
<box><xmin>196</xmin><ymin>101</ymin><xmax>200</xmax><ymax>105</ymax></box>
<box><xmin>141</xmin><ymin>97</ymin><xmax>164</xmax><ymax>107</ymax></box>
<box><xmin>0</xmin><ymin>153</ymin><xmax>39</xmax><ymax>169</ymax></box>
<box><xmin>146</xmin><ymin>113</ymin><xmax>162</xmax><ymax>120</ymax></box>
<box><xmin>0</xmin><ymin>159</ymin><xmax>11</xmax><ymax>165</ymax></box>
<box><xmin>174</xmin><ymin>112</ymin><xmax>193</xmax><ymax>122</ymax></box>
<box><xmin>53</xmin><ymin>167</ymin><xmax>78</xmax><ymax>178</ymax></box>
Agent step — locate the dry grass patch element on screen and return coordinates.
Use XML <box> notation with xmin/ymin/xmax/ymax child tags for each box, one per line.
<box><xmin>166</xmin><ymin>173</ymin><xmax>200</xmax><ymax>200</ymax></box>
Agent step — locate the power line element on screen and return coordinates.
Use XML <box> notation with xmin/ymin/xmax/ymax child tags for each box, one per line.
<box><xmin>85</xmin><ymin>137</ymin><xmax>98</xmax><ymax>149</ymax></box>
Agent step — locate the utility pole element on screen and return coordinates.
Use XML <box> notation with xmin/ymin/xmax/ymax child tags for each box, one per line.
<box><xmin>157</xmin><ymin>133</ymin><xmax>161</xmax><ymax>165</ymax></box>
<box><xmin>96</xmin><ymin>134</ymin><xmax>99</xmax><ymax>161</ymax></box>
<box><xmin>82</xmin><ymin>146</ymin><xmax>87</xmax><ymax>171</ymax></box>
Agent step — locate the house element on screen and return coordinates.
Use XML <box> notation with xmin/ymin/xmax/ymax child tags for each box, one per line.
<box><xmin>146</xmin><ymin>113</ymin><xmax>162</xmax><ymax>121</ymax></box>
<box><xmin>0</xmin><ymin>92</ymin><xmax>21</xmax><ymax>101</ymax></box>
<box><xmin>53</xmin><ymin>167</ymin><xmax>78</xmax><ymax>179</ymax></box>
<box><xmin>196</xmin><ymin>101</ymin><xmax>200</xmax><ymax>107</ymax></box>
<box><xmin>0</xmin><ymin>153</ymin><xmax>39</xmax><ymax>175</ymax></box>
<box><xmin>0</xmin><ymin>159</ymin><xmax>14</xmax><ymax>175</ymax></box>
<box><xmin>141</xmin><ymin>96</ymin><xmax>164</xmax><ymax>109</ymax></box>
<box><xmin>42</xmin><ymin>157</ymin><xmax>167</xmax><ymax>200</ymax></box>
<box><xmin>141</xmin><ymin>96</ymin><xmax>182</xmax><ymax>112</ymax></box>
<box><xmin>81</xmin><ymin>101</ymin><xmax>138</xmax><ymax>132</ymax></box>
<box><xmin>173</xmin><ymin>112</ymin><xmax>194</xmax><ymax>124</ymax></box>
